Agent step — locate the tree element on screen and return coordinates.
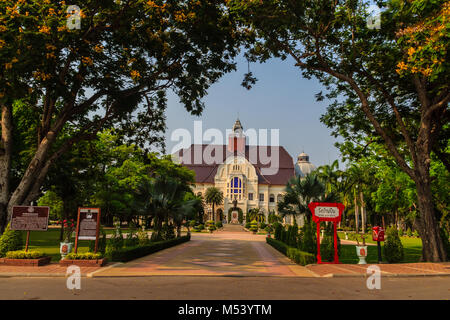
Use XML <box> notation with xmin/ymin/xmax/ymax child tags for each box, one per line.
<box><xmin>229</xmin><ymin>0</ymin><xmax>449</xmax><ymax>261</ymax></box>
<box><xmin>278</xmin><ymin>174</ymin><xmax>338</xmax><ymax>223</ymax></box>
<box><xmin>0</xmin><ymin>0</ymin><xmax>240</xmax><ymax>232</ymax></box>
<box><xmin>204</xmin><ymin>187</ymin><xmax>223</xmax><ymax>222</ymax></box>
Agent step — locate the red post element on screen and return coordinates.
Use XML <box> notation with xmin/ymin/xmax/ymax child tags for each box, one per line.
<box><xmin>316</xmin><ymin>222</ymin><xmax>321</xmax><ymax>264</ymax></box>
<box><xmin>333</xmin><ymin>222</ymin><xmax>339</xmax><ymax>263</ymax></box>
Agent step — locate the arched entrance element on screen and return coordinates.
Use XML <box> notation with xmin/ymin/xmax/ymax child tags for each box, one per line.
<box><xmin>228</xmin><ymin>207</ymin><xmax>243</xmax><ymax>224</ymax></box>
<box><xmin>216</xmin><ymin>208</ymin><xmax>223</xmax><ymax>222</ymax></box>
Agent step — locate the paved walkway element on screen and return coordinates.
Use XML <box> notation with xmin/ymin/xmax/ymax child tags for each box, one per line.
<box><xmin>1</xmin><ymin>225</ymin><xmax>449</xmax><ymax>278</ymax></box>
<box><xmin>92</xmin><ymin>224</ymin><xmax>315</xmax><ymax>277</ymax></box>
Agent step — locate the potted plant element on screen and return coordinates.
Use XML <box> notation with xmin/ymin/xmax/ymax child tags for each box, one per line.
<box><xmin>355</xmin><ymin>235</ymin><xmax>368</xmax><ymax>264</ymax></box>
<box><xmin>59</xmin><ymin>219</ymin><xmax>75</xmax><ymax>259</ymax></box>
<box><xmin>208</xmin><ymin>225</ymin><xmax>216</xmax><ymax>233</ymax></box>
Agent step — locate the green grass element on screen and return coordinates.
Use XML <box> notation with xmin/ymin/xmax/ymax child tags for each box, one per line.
<box><xmin>337</xmin><ymin>236</ymin><xmax>423</xmax><ymax>264</ymax></box>
<box><xmin>20</xmin><ymin>228</ymin><xmax>94</xmax><ymax>262</ymax></box>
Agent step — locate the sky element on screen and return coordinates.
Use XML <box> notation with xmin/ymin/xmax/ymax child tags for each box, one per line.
<box><xmin>163</xmin><ymin>55</ymin><xmax>342</xmax><ymax>169</ymax></box>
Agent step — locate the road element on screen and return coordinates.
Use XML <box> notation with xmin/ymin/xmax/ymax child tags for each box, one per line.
<box><xmin>0</xmin><ymin>276</ymin><xmax>449</xmax><ymax>300</ymax></box>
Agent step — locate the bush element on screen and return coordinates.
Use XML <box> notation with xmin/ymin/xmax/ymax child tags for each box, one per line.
<box><xmin>89</xmin><ymin>227</ymin><xmax>107</xmax><ymax>254</ymax></box>
<box><xmin>384</xmin><ymin>226</ymin><xmax>404</xmax><ymax>263</ymax></box>
<box><xmin>215</xmin><ymin>221</ymin><xmax>223</xmax><ymax>229</ymax></box>
<box><xmin>189</xmin><ymin>220</ymin><xmax>197</xmax><ymax>228</ymax></box>
<box><xmin>124</xmin><ymin>224</ymin><xmax>139</xmax><ymax>247</ymax></box>
<box><xmin>265</xmin><ymin>225</ymin><xmax>273</xmax><ymax>233</ymax></box>
<box><xmin>299</xmin><ymin>219</ymin><xmax>317</xmax><ymax>254</ymax></box>
<box><xmin>208</xmin><ymin>225</ymin><xmax>216</xmax><ymax>231</ymax></box>
<box><xmin>266</xmin><ymin>237</ymin><xmax>316</xmax><ymax>265</ymax></box>
<box><xmin>5</xmin><ymin>250</ymin><xmax>45</xmax><ymax>259</ymax></box>
<box><xmin>194</xmin><ymin>224</ymin><xmax>204</xmax><ymax>232</ymax></box>
<box><xmin>406</xmin><ymin>228</ymin><xmax>412</xmax><ymax>237</ymax></box>
<box><xmin>286</xmin><ymin>223</ymin><xmax>298</xmax><ymax>247</ymax></box>
<box><xmin>0</xmin><ymin>223</ymin><xmax>23</xmax><ymax>257</ymax></box>
<box><xmin>137</xmin><ymin>227</ymin><xmax>150</xmax><ymax>246</ymax></box>
<box><xmin>260</xmin><ymin>222</ymin><xmax>267</xmax><ymax>230</ymax></box>
<box><xmin>249</xmin><ymin>220</ymin><xmax>258</xmax><ymax>232</ymax></box>
<box><xmin>398</xmin><ymin>229</ymin><xmax>404</xmax><ymax>237</ymax></box>
<box><xmin>161</xmin><ymin>223</ymin><xmax>175</xmax><ymax>241</ymax></box>
<box><xmin>320</xmin><ymin>223</ymin><xmax>341</xmax><ymax>262</ymax></box>
<box><xmin>66</xmin><ymin>252</ymin><xmax>103</xmax><ymax>260</ymax></box>
<box><xmin>413</xmin><ymin>230</ymin><xmax>419</xmax><ymax>238</ymax></box>
<box><xmin>245</xmin><ymin>222</ymin><xmax>251</xmax><ymax>229</ymax></box>
<box><xmin>274</xmin><ymin>222</ymin><xmax>283</xmax><ymax>240</ymax></box>
<box><xmin>109</xmin><ymin>235</ymin><xmax>190</xmax><ymax>262</ymax></box>
<box><xmin>238</xmin><ymin>210</ymin><xmax>243</xmax><ymax>224</ymax></box>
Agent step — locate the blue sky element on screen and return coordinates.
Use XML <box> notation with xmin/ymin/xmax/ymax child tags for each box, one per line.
<box><xmin>164</xmin><ymin>55</ymin><xmax>342</xmax><ymax>169</ymax></box>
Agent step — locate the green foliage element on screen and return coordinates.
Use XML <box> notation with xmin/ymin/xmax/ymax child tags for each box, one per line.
<box><xmin>189</xmin><ymin>220</ymin><xmax>197</xmax><ymax>228</ymax></box>
<box><xmin>161</xmin><ymin>223</ymin><xmax>175</xmax><ymax>241</ymax></box>
<box><xmin>249</xmin><ymin>220</ymin><xmax>258</xmax><ymax>232</ymax></box>
<box><xmin>137</xmin><ymin>227</ymin><xmax>150</xmax><ymax>246</ymax></box>
<box><xmin>266</xmin><ymin>238</ymin><xmax>316</xmax><ymax>266</ymax></box>
<box><xmin>109</xmin><ymin>235</ymin><xmax>190</xmax><ymax>262</ymax></box>
<box><xmin>204</xmin><ymin>187</ymin><xmax>224</xmax><ymax>221</ymax></box>
<box><xmin>88</xmin><ymin>227</ymin><xmax>107</xmax><ymax>254</ymax></box>
<box><xmin>299</xmin><ymin>219</ymin><xmax>317</xmax><ymax>254</ymax></box>
<box><xmin>406</xmin><ymin>228</ymin><xmax>413</xmax><ymax>237</ymax></box>
<box><xmin>398</xmin><ymin>229</ymin><xmax>404</xmax><ymax>237</ymax></box>
<box><xmin>384</xmin><ymin>227</ymin><xmax>405</xmax><ymax>263</ymax></box>
<box><xmin>320</xmin><ymin>223</ymin><xmax>341</xmax><ymax>262</ymax></box>
<box><xmin>274</xmin><ymin>222</ymin><xmax>283</xmax><ymax>241</ymax></box>
<box><xmin>0</xmin><ymin>224</ymin><xmax>23</xmax><ymax>257</ymax></box>
<box><xmin>37</xmin><ymin>190</ymin><xmax>63</xmax><ymax>220</ymax></box>
<box><xmin>66</xmin><ymin>252</ymin><xmax>103</xmax><ymax>260</ymax></box>
<box><xmin>286</xmin><ymin>223</ymin><xmax>299</xmax><ymax>247</ymax></box>
<box><xmin>440</xmin><ymin>227</ymin><xmax>450</xmax><ymax>261</ymax></box>
<box><xmin>260</xmin><ymin>222</ymin><xmax>267</xmax><ymax>230</ymax></box>
<box><xmin>193</xmin><ymin>224</ymin><xmax>204</xmax><ymax>232</ymax></box>
<box><xmin>245</xmin><ymin>222</ymin><xmax>251</xmax><ymax>229</ymax></box>
<box><xmin>5</xmin><ymin>250</ymin><xmax>45</xmax><ymax>259</ymax></box>
<box><xmin>238</xmin><ymin>210</ymin><xmax>244</xmax><ymax>223</ymax></box>
<box><xmin>208</xmin><ymin>225</ymin><xmax>216</xmax><ymax>231</ymax></box>
<box><xmin>124</xmin><ymin>224</ymin><xmax>139</xmax><ymax>247</ymax></box>
<box><xmin>215</xmin><ymin>221</ymin><xmax>223</xmax><ymax>229</ymax></box>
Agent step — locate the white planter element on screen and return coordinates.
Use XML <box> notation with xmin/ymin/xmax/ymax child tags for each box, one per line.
<box><xmin>356</xmin><ymin>245</ymin><xmax>368</xmax><ymax>264</ymax></box>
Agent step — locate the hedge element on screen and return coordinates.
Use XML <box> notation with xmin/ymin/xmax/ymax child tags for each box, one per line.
<box><xmin>109</xmin><ymin>235</ymin><xmax>190</xmax><ymax>262</ymax></box>
<box><xmin>266</xmin><ymin>237</ymin><xmax>316</xmax><ymax>266</ymax></box>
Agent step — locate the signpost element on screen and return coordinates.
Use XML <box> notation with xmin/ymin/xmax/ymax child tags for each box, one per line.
<box><xmin>11</xmin><ymin>206</ymin><xmax>50</xmax><ymax>251</ymax></box>
<box><xmin>74</xmin><ymin>207</ymin><xmax>101</xmax><ymax>253</ymax></box>
<box><xmin>308</xmin><ymin>202</ymin><xmax>345</xmax><ymax>264</ymax></box>
<box><xmin>372</xmin><ymin>226</ymin><xmax>385</xmax><ymax>263</ymax></box>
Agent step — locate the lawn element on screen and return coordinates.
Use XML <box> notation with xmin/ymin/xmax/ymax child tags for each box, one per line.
<box><xmin>19</xmin><ymin>228</ymin><xmax>92</xmax><ymax>262</ymax></box>
<box><xmin>337</xmin><ymin>235</ymin><xmax>423</xmax><ymax>264</ymax></box>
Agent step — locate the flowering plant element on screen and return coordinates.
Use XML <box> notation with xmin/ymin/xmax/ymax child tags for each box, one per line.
<box><xmin>58</xmin><ymin>219</ymin><xmax>76</xmax><ymax>242</ymax></box>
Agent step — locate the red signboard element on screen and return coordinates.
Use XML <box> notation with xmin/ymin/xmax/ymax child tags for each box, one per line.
<box><xmin>308</xmin><ymin>202</ymin><xmax>345</xmax><ymax>264</ymax></box>
<box><xmin>10</xmin><ymin>206</ymin><xmax>50</xmax><ymax>231</ymax></box>
<box><xmin>372</xmin><ymin>226</ymin><xmax>385</xmax><ymax>242</ymax></box>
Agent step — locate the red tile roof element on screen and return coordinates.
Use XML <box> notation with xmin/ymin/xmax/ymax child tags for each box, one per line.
<box><xmin>176</xmin><ymin>145</ymin><xmax>295</xmax><ymax>185</ymax></box>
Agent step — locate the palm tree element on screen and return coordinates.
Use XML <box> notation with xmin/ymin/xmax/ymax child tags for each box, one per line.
<box><xmin>316</xmin><ymin>159</ymin><xmax>341</xmax><ymax>196</ymax></box>
<box><xmin>144</xmin><ymin>176</ymin><xmax>193</xmax><ymax>240</ymax></box>
<box><xmin>278</xmin><ymin>174</ymin><xmax>338</xmax><ymax>224</ymax></box>
<box><xmin>204</xmin><ymin>187</ymin><xmax>223</xmax><ymax>222</ymax></box>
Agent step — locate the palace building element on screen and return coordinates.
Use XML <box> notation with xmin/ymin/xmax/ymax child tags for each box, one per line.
<box><xmin>174</xmin><ymin>119</ymin><xmax>316</xmax><ymax>223</ymax></box>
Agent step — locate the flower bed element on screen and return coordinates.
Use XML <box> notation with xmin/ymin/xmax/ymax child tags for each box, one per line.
<box><xmin>1</xmin><ymin>250</ymin><xmax>51</xmax><ymax>266</ymax></box>
<box><xmin>59</xmin><ymin>252</ymin><xmax>107</xmax><ymax>267</ymax></box>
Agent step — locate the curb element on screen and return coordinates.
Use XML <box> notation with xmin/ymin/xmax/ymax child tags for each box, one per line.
<box><xmin>323</xmin><ymin>273</ymin><xmax>450</xmax><ymax>278</ymax></box>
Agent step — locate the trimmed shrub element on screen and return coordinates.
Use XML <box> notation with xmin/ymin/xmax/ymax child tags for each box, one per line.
<box><xmin>194</xmin><ymin>224</ymin><xmax>204</xmax><ymax>231</ymax></box>
<box><xmin>384</xmin><ymin>226</ymin><xmax>404</xmax><ymax>263</ymax></box>
<box><xmin>266</xmin><ymin>237</ymin><xmax>316</xmax><ymax>265</ymax></box>
<box><xmin>274</xmin><ymin>222</ymin><xmax>283</xmax><ymax>240</ymax></box>
<box><xmin>320</xmin><ymin>223</ymin><xmax>341</xmax><ymax>262</ymax></box>
<box><xmin>6</xmin><ymin>250</ymin><xmax>45</xmax><ymax>259</ymax></box>
<box><xmin>0</xmin><ymin>223</ymin><xmax>23</xmax><ymax>257</ymax></box>
<box><xmin>215</xmin><ymin>221</ymin><xmax>223</xmax><ymax>229</ymax></box>
<box><xmin>109</xmin><ymin>235</ymin><xmax>190</xmax><ymax>262</ymax></box>
<box><xmin>189</xmin><ymin>220</ymin><xmax>197</xmax><ymax>228</ymax></box>
<box><xmin>208</xmin><ymin>225</ymin><xmax>216</xmax><ymax>232</ymax></box>
<box><xmin>245</xmin><ymin>222</ymin><xmax>251</xmax><ymax>229</ymax></box>
<box><xmin>137</xmin><ymin>227</ymin><xmax>150</xmax><ymax>246</ymax></box>
<box><xmin>398</xmin><ymin>229</ymin><xmax>404</xmax><ymax>237</ymax></box>
<box><xmin>249</xmin><ymin>220</ymin><xmax>258</xmax><ymax>233</ymax></box>
<box><xmin>238</xmin><ymin>210</ymin><xmax>243</xmax><ymax>224</ymax></box>
<box><xmin>66</xmin><ymin>252</ymin><xmax>103</xmax><ymax>260</ymax></box>
<box><xmin>299</xmin><ymin>219</ymin><xmax>317</xmax><ymax>254</ymax></box>
<box><xmin>260</xmin><ymin>222</ymin><xmax>267</xmax><ymax>230</ymax></box>
<box><xmin>287</xmin><ymin>223</ymin><xmax>298</xmax><ymax>247</ymax></box>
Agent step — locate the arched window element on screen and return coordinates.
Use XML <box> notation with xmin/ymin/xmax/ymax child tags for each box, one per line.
<box><xmin>230</xmin><ymin>177</ymin><xmax>242</xmax><ymax>199</ymax></box>
<box><xmin>277</xmin><ymin>194</ymin><xmax>283</xmax><ymax>203</ymax></box>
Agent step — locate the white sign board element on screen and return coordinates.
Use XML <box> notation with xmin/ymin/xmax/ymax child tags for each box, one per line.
<box><xmin>314</xmin><ymin>206</ymin><xmax>340</xmax><ymax>218</ymax></box>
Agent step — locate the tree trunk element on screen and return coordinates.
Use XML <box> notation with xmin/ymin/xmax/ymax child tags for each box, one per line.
<box><xmin>359</xmin><ymin>191</ymin><xmax>366</xmax><ymax>234</ymax></box>
<box><xmin>354</xmin><ymin>192</ymin><xmax>359</xmax><ymax>234</ymax></box>
<box><xmin>0</xmin><ymin>104</ymin><xmax>13</xmax><ymax>233</ymax></box>
<box><xmin>414</xmin><ymin>172</ymin><xmax>447</xmax><ymax>262</ymax></box>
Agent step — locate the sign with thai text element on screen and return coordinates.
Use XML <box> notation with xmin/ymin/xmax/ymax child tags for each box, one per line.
<box><xmin>10</xmin><ymin>206</ymin><xmax>49</xmax><ymax>231</ymax></box>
